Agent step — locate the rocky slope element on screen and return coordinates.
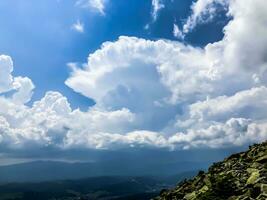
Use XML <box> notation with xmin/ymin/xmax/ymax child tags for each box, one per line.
<box><xmin>154</xmin><ymin>141</ymin><xmax>267</xmax><ymax>200</ymax></box>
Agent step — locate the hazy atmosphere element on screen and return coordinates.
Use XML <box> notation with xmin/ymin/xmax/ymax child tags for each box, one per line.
<box><xmin>0</xmin><ymin>0</ymin><xmax>267</xmax><ymax>181</ymax></box>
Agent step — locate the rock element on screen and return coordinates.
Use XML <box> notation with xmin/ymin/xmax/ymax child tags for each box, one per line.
<box><xmin>256</xmin><ymin>155</ymin><xmax>267</xmax><ymax>164</ymax></box>
<box><xmin>246</xmin><ymin>170</ymin><xmax>260</xmax><ymax>185</ymax></box>
<box><xmin>154</xmin><ymin>141</ymin><xmax>267</xmax><ymax>200</ymax></box>
<box><xmin>261</xmin><ymin>184</ymin><xmax>267</xmax><ymax>194</ymax></box>
<box><xmin>184</xmin><ymin>191</ymin><xmax>196</xmax><ymax>200</ymax></box>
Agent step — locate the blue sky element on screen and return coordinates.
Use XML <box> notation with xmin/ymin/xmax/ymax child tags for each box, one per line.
<box><xmin>0</xmin><ymin>0</ymin><xmax>227</xmax><ymax>110</ymax></box>
<box><xmin>0</xmin><ymin>0</ymin><xmax>267</xmax><ymax>165</ymax></box>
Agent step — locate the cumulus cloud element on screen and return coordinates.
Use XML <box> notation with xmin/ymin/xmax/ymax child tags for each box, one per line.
<box><xmin>169</xmin><ymin>118</ymin><xmax>267</xmax><ymax>149</ymax></box>
<box><xmin>0</xmin><ymin>55</ymin><xmax>15</xmax><ymax>93</ymax></box>
<box><xmin>0</xmin><ymin>62</ymin><xmax>165</xmax><ymax>150</ymax></box>
<box><xmin>188</xmin><ymin>87</ymin><xmax>267</xmax><ymax>123</ymax></box>
<box><xmin>0</xmin><ymin>90</ymin><xmax>137</xmax><ymax>150</ymax></box>
<box><xmin>66</xmin><ymin>0</ymin><xmax>267</xmax><ymax>149</ymax></box>
<box><xmin>1</xmin><ymin>0</ymin><xmax>267</xmax><ymax>154</ymax></box>
<box><xmin>0</xmin><ymin>55</ymin><xmax>34</xmax><ymax>104</ymax></box>
<box><xmin>170</xmin><ymin>87</ymin><xmax>267</xmax><ymax>149</ymax></box>
<box><xmin>65</xmin><ymin>36</ymin><xmax>214</xmax><ymax>107</ymax></box>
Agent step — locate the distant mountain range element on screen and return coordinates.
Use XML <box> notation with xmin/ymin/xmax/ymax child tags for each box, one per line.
<box><xmin>0</xmin><ymin>172</ymin><xmax>197</xmax><ymax>200</ymax></box>
<box><xmin>0</xmin><ymin>160</ymin><xmax>209</xmax><ymax>183</ymax></box>
<box><xmin>0</xmin><ymin>147</ymin><xmax>249</xmax><ymax>200</ymax></box>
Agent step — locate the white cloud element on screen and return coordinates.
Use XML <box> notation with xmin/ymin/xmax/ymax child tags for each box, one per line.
<box><xmin>173</xmin><ymin>24</ymin><xmax>184</xmax><ymax>39</ymax></box>
<box><xmin>0</xmin><ymin>55</ymin><xmax>14</xmax><ymax>93</ymax></box>
<box><xmin>1</xmin><ymin>0</ymin><xmax>267</xmax><ymax>153</ymax></box>
<box><xmin>151</xmin><ymin>0</ymin><xmax>165</xmax><ymax>22</ymax></box>
<box><xmin>0</xmin><ymin>89</ymin><xmax>137</xmax><ymax>150</ymax></box>
<box><xmin>65</xmin><ymin>36</ymin><xmax>216</xmax><ymax>107</ymax></box>
<box><xmin>71</xmin><ymin>20</ymin><xmax>84</xmax><ymax>33</ymax></box>
<box><xmin>222</xmin><ymin>0</ymin><xmax>267</xmax><ymax>74</ymax></box>
<box><xmin>182</xmin><ymin>0</ymin><xmax>229</xmax><ymax>33</ymax></box>
<box><xmin>169</xmin><ymin>118</ymin><xmax>267</xmax><ymax>149</ymax></box>
<box><xmin>76</xmin><ymin>0</ymin><xmax>106</xmax><ymax>15</ymax></box>
<box><xmin>65</xmin><ymin>0</ymin><xmax>267</xmax><ymax>149</ymax></box>
<box><xmin>64</xmin><ymin>130</ymin><xmax>169</xmax><ymax>150</ymax></box>
<box><xmin>188</xmin><ymin>87</ymin><xmax>267</xmax><ymax>123</ymax></box>
<box><xmin>12</xmin><ymin>77</ymin><xmax>34</xmax><ymax>104</ymax></box>
<box><xmin>0</xmin><ymin>55</ymin><xmax>35</xmax><ymax>104</ymax></box>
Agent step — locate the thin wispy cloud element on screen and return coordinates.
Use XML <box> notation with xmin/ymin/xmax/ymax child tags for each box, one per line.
<box><xmin>76</xmin><ymin>0</ymin><xmax>106</xmax><ymax>15</ymax></box>
<box><xmin>173</xmin><ymin>24</ymin><xmax>184</xmax><ymax>39</ymax></box>
<box><xmin>151</xmin><ymin>0</ymin><xmax>165</xmax><ymax>22</ymax></box>
<box><xmin>183</xmin><ymin>0</ymin><xmax>229</xmax><ymax>33</ymax></box>
<box><xmin>71</xmin><ymin>20</ymin><xmax>84</xmax><ymax>33</ymax></box>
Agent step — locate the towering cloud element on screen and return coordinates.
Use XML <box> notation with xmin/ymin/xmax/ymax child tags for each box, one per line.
<box><xmin>66</xmin><ymin>0</ymin><xmax>267</xmax><ymax>148</ymax></box>
<box><xmin>1</xmin><ymin>0</ymin><xmax>267</xmax><ymax>155</ymax></box>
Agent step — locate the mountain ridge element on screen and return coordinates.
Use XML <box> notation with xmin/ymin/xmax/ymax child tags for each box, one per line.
<box><xmin>0</xmin><ymin>160</ymin><xmax>207</xmax><ymax>183</ymax></box>
<box><xmin>0</xmin><ymin>173</ymin><xmax>198</xmax><ymax>200</ymax></box>
<box><xmin>154</xmin><ymin>141</ymin><xmax>267</xmax><ymax>200</ymax></box>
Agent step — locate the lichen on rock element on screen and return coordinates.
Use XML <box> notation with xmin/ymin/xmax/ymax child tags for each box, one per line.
<box><xmin>154</xmin><ymin>141</ymin><xmax>267</xmax><ymax>200</ymax></box>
